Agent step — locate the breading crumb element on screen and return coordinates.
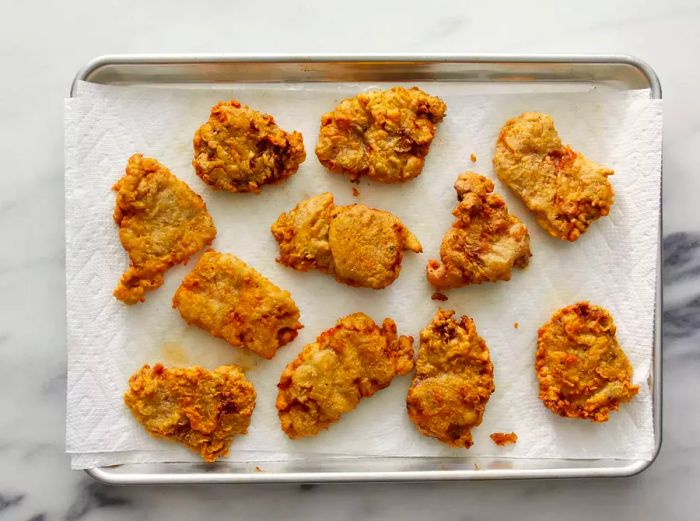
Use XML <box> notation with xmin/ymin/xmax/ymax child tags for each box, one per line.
<box><xmin>470</xmin><ymin>153</ymin><xmax>477</xmax><ymax>162</ymax></box>
<box><xmin>431</xmin><ymin>292</ymin><xmax>448</xmax><ymax>301</ymax></box>
<box><xmin>490</xmin><ymin>432</ymin><xmax>518</xmax><ymax>446</ymax></box>
<box><xmin>514</xmin><ymin>322</ymin><xmax>519</xmax><ymax>329</ymax></box>
<box><xmin>352</xmin><ymin>187</ymin><xmax>360</xmax><ymax>197</ymax></box>
<box><xmin>474</xmin><ymin>463</ymin><xmax>480</xmax><ymax>470</ymax></box>
<box><xmin>255</xmin><ymin>466</ymin><xmax>263</xmax><ymax>472</ymax></box>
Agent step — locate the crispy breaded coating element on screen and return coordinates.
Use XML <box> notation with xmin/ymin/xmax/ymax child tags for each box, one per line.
<box><xmin>113</xmin><ymin>154</ymin><xmax>216</xmax><ymax>305</ymax></box>
<box><xmin>271</xmin><ymin>193</ymin><xmax>422</xmax><ymax>289</ymax></box>
<box><xmin>329</xmin><ymin>204</ymin><xmax>422</xmax><ymax>288</ymax></box>
<box><xmin>276</xmin><ymin>313</ymin><xmax>414</xmax><ymax>439</ymax></box>
<box><xmin>192</xmin><ymin>100</ymin><xmax>306</xmax><ymax>193</ymax></box>
<box><xmin>270</xmin><ymin>192</ymin><xmax>335</xmax><ymax>272</ymax></box>
<box><xmin>406</xmin><ymin>309</ymin><xmax>494</xmax><ymax>448</ymax></box>
<box><xmin>490</xmin><ymin>432</ymin><xmax>517</xmax><ymax>446</ymax></box>
<box><xmin>124</xmin><ymin>363</ymin><xmax>256</xmax><ymax>462</ymax></box>
<box><xmin>427</xmin><ymin>172</ymin><xmax>531</xmax><ymax>289</ymax></box>
<box><xmin>536</xmin><ymin>302</ymin><xmax>639</xmax><ymax>421</ymax></box>
<box><xmin>172</xmin><ymin>250</ymin><xmax>302</xmax><ymax>359</ymax></box>
<box><xmin>493</xmin><ymin>112</ymin><xmax>614</xmax><ymax>241</ymax></box>
<box><xmin>315</xmin><ymin>87</ymin><xmax>446</xmax><ymax>183</ymax></box>
<box><xmin>493</xmin><ymin>112</ymin><xmax>615</xmax><ymax>241</ymax></box>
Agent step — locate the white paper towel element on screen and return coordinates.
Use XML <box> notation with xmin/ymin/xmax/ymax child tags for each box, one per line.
<box><xmin>65</xmin><ymin>81</ymin><xmax>662</xmax><ymax>469</ymax></box>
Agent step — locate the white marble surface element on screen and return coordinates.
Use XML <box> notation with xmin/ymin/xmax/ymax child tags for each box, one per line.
<box><xmin>0</xmin><ymin>0</ymin><xmax>698</xmax><ymax>519</ymax></box>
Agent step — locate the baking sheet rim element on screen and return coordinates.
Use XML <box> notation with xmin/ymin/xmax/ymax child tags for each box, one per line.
<box><xmin>69</xmin><ymin>53</ymin><xmax>662</xmax><ymax>483</ymax></box>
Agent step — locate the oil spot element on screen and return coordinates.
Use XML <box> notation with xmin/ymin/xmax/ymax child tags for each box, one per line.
<box><xmin>160</xmin><ymin>342</ymin><xmax>189</xmax><ymax>366</ymax></box>
<box><xmin>228</xmin><ymin>350</ymin><xmax>259</xmax><ymax>371</ymax></box>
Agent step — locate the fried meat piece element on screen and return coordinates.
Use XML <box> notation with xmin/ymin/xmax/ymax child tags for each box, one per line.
<box><xmin>276</xmin><ymin>313</ymin><xmax>414</xmax><ymax>438</ymax></box>
<box><xmin>172</xmin><ymin>250</ymin><xmax>302</xmax><ymax>359</ymax></box>
<box><xmin>493</xmin><ymin>112</ymin><xmax>614</xmax><ymax>241</ymax></box>
<box><xmin>329</xmin><ymin>204</ymin><xmax>422</xmax><ymax>288</ymax></box>
<box><xmin>271</xmin><ymin>193</ymin><xmax>422</xmax><ymax>289</ymax></box>
<box><xmin>193</xmin><ymin>100</ymin><xmax>306</xmax><ymax>193</ymax></box>
<box><xmin>536</xmin><ymin>302</ymin><xmax>639</xmax><ymax>421</ymax></box>
<box><xmin>269</xmin><ymin>192</ymin><xmax>335</xmax><ymax>272</ymax></box>
<box><xmin>113</xmin><ymin>154</ymin><xmax>216</xmax><ymax>305</ymax></box>
<box><xmin>427</xmin><ymin>172</ymin><xmax>531</xmax><ymax>289</ymax></box>
<box><xmin>406</xmin><ymin>309</ymin><xmax>494</xmax><ymax>448</ymax></box>
<box><xmin>124</xmin><ymin>363</ymin><xmax>256</xmax><ymax>462</ymax></box>
<box><xmin>315</xmin><ymin>87</ymin><xmax>446</xmax><ymax>183</ymax></box>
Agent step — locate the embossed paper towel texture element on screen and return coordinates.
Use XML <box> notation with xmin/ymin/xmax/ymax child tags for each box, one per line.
<box><xmin>65</xmin><ymin>82</ymin><xmax>661</xmax><ymax>468</ymax></box>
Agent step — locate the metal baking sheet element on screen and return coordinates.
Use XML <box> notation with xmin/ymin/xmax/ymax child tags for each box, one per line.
<box><xmin>70</xmin><ymin>54</ymin><xmax>662</xmax><ymax>484</ymax></box>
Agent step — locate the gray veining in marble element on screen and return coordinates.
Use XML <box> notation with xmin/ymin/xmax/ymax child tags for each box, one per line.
<box><xmin>1</xmin><ymin>0</ymin><xmax>699</xmax><ymax>520</ymax></box>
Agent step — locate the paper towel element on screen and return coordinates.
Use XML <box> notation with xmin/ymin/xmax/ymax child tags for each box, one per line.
<box><xmin>65</xmin><ymin>81</ymin><xmax>662</xmax><ymax>469</ymax></box>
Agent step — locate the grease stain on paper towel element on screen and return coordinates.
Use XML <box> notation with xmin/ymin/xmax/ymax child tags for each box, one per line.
<box><xmin>159</xmin><ymin>327</ymin><xmax>259</xmax><ymax>371</ymax></box>
<box><xmin>160</xmin><ymin>342</ymin><xmax>190</xmax><ymax>366</ymax></box>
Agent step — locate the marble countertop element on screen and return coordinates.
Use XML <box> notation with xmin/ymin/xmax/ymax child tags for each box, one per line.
<box><xmin>1</xmin><ymin>0</ymin><xmax>699</xmax><ymax>519</ymax></box>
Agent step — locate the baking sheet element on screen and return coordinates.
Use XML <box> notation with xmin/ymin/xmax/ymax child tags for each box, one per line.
<box><xmin>65</xmin><ymin>81</ymin><xmax>661</xmax><ymax>469</ymax></box>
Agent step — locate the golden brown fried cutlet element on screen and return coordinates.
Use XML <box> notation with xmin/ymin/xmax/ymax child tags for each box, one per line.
<box><xmin>276</xmin><ymin>313</ymin><xmax>414</xmax><ymax>439</ymax></box>
<box><xmin>172</xmin><ymin>250</ymin><xmax>302</xmax><ymax>360</ymax></box>
<box><xmin>329</xmin><ymin>204</ymin><xmax>422</xmax><ymax>288</ymax></box>
<box><xmin>270</xmin><ymin>192</ymin><xmax>335</xmax><ymax>273</ymax></box>
<box><xmin>427</xmin><ymin>172</ymin><xmax>531</xmax><ymax>290</ymax></box>
<box><xmin>406</xmin><ymin>309</ymin><xmax>494</xmax><ymax>448</ymax></box>
<box><xmin>192</xmin><ymin>100</ymin><xmax>306</xmax><ymax>193</ymax></box>
<box><xmin>271</xmin><ymin>193</ymin><xmax>422</xmax><ymax>289</ymax></box>
<box><xmin>493</xmin><ymin>112</ymin><xmax>614</xmax><ymax>241</ymax></box>
<box><xmin>536</xmin><ymin>302</ymin><xmax>639</xmax><ymax>422</ymax></box>
<box><xmin>124</xmin><ymin>363</ymin><xmax>256</xmax><ymax>463</ymax></box>
<box><xmin>315</xmin><ymin>87</ymin><xmax>446</xmax><ymax>183</ymax></box>
<box><xmin>113</xmin><ymin>154</ymin><xmax>216</xmax><ymax>305</ymax></box>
